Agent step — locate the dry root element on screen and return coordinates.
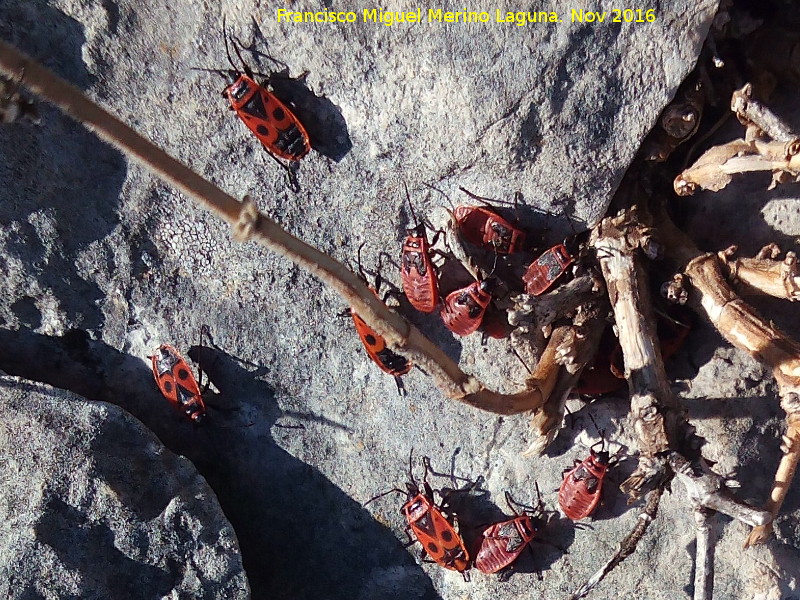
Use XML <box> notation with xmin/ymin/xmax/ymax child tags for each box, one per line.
<box><xmin>718</xmin><ymin>245</ymin><xmax>800</xmax><ymax>301</ymax></box>
<box><xmin>570</xmin><ymin>488</ymin><xmax>663</xmax><ymax>599</ymax></box>
<box><xmin>522</xmin><ymin>301</ymin><xmax>608</xmax><ymax>456</ymax></box>
<box><xmin>675</xmin><ymin>83</ymin><xmax>800</xmax><ymax>194</ymax></box>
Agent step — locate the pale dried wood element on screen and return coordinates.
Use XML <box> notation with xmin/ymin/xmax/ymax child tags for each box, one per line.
<box><xmin>523</xmin><ymin>301</ymin><xmax>607</xmax><ymax>456</ymax></box>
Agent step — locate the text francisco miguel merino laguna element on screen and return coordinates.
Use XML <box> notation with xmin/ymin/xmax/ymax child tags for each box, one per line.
<box><xmin>276</xmin><ymin>8</ymin><xmax>657</xmax><ymax>26</ymax></box>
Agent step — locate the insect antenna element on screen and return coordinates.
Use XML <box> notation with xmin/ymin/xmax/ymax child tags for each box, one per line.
<box><xmin>586</xmin><ymin>412</ymin><xmax>607</xmax><ymax>450</ymax></box>
<box><xmin>363</xmin><ymin>487</ymin><xmax>407</xmax><ymax>506</ymax></box>
<box><xmin>190</xmin><ymin>67</ymin><xmax>231</xmax><ymax>81</ymax></box>
<box><xmin>505</xmin><ymin>487</ymin><xmax>544</xmax><ymax>518</ymax></box>
<box><xmin>222</xmin><ymin>15</ymin><xmax>250</xmax><ymax>78</ymax></box>
<box><xmin>407</xmin><ymin>448</ymin><xmax>417</xmax><ymax>487</ymax></box>
<box><xmin>459</xmin><ymin>186</ymin><xmax>516</xmax><ymax>207</ymax></box>
<box><xmin>422</xmin><ymin>181</ymin><xmax>456</xmax><ymax>212</ymax></box>
<box><xmin>403</xmin><ymin>182</ymin><xmax>421</xmax><ymax>225</ymax></box>
<box><xmin>244</xmin><ymin>16</ymin><xmax>290</xmax><ymax>73</ymax></box>
<box><xmin>229</xmin><ymin>33</ymin><xmax>255</xmax><ymax>79</ymax></box>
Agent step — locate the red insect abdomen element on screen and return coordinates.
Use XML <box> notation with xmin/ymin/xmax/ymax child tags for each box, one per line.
<box><xmin>440</xmin><ymin>281</ymin><xmax>494</xmax><ymax>336</ymax></box>
<box><xmin>401</xmin><ymin>236</ymin><xmax>439</xmax><ymax>313</ymax></box>
<box><xmin>523</xmin><ymin>244</ymin><xmax>573</xmax><ymax>295</ymax></box>
<box><xmin>475</xmin><ymin>516</ymin><xmax>535</xmax><ymax>573</ymax></box>
<box><xmin>454</xmin><ymin>207</ymin><xmax>491</xmax><ymax>247</ymax></box>
<box><xmin>475</xmin><ymin>524</ymin><xmax>515</xmax><ymax>573</ymax></box>
<box><xmin>559</xmin><ymin>458</ymin><xmax>608</xmax><ymax>520</ymax></box>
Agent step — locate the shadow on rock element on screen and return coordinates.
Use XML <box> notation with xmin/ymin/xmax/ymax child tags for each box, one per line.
<box><xmin>0</xmin><ymin>327</ymin><xmax>442</xmax><ymax>600</ymax></box>
<box><xmin>237</xmin><ymin>18</ymin><xmax>352</xmax><ymax>162</ymax></box>
<box><xmin>36</xmin><ymin>494</ymin><xmax>176</xmax><ymax>599</ymax></box>
<box><xmin>0</xmin><ymin>0</ymin><xmax>127</xmax><ymax>331</ymax></box>
<box><xmin>425</xmin><ymin>463</ymin><xmax>569</xmax><ymax>580</ymax></box>
<box><xmin>268</xmin><ymin>71</ymin><xmax>353</xmax><ymax>163</ymax></box>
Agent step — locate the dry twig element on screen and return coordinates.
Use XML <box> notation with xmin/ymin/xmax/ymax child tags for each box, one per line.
<box><xmin>570</xmin><ymin>488</ymin><xmax>663</xmax><ymax>600</ymax></box>
<box><xmin>717</xmin><ymin>245</ymin><xmax>800</xmax><ymax>301</ymax></box>
<box><xmin>675</xmin><ymin>83</ymin><xmax>800</xmax><ymax>195</ymax></box>
<box><xmin>522</xmin><ymin>300</ymin><xmax>608</xmax><ymax>456</ymax></box>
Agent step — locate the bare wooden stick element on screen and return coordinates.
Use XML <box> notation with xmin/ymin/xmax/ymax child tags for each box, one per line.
<box><xmin>570</xmin><ymin>488</ymin><xmax>663</xmax><ymax>599</ymax></box>
<box><xmin>731</xmin><ymin>83</ymin><xmax>797</xmax><ymax>143</ymax></box>
<box><xmin>744</xmin><ymin>405</ymin><xmax>800</xmax><ymax>547</ymax></box>
<box><xmin>655</xmin><ymin>201</ymin><xmax>800</xmax><ymax>546</ymax></box>
<box><xmin>674</xmin><ymin>87</ymin><xmax>800</xmax><ymax>195</ymax></box>
<box><xmin>508</xmin><ymin>275</ymin><xmax>603</xmax><ymax>334</ymax></box>
<box><xmin>674</xmin><ymin>139</ymin><xmax>754</xmax><ymax>195</ymax></box>
<box><xmin>670</xmin><ymin>453</ymin><xmax>771</xmax><ymax>527</ymax></box>
<box><xmin>591</xmin><ymin>207</ymin><xmax>681</xmax><ymax>498</ymax></box>
<box><xmin>720</xmin><ymin>246</ymin><xmax>800</xmax><ymax>301</ymax></box>
<box><xmin>693</xmin><ymin>507</ymin><xmax>716</xmax><ymax>600</ymax></box>
<box><xmin>523</xmin><ymin>301</ymin><xmax>607</xmax><ymax>456</ymax></box>
<box><xmin>0</xmin><ymin>40</ymin><xmax>551</xmax><ymax>415</ymax></box>
<box><xmin>680</xmin><ymin>254</ymin><xmax>800</xmax><ymax>396</ymax></box>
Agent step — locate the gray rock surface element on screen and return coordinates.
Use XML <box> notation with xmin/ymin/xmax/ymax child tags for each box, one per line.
<box><xmin>7</xmin><ymin>1</ymin><xmax>799</xmax><ymax>600</ymax></box>
<box><xmin>0</xmin><ymin>375</ymin><xmax>249</xmax><ymax>599</ymax></box>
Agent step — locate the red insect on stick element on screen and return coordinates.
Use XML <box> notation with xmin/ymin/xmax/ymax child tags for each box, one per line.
<box><xmin>350</xmin><ymin>243</ymin><xmax>412</xmax><ymax>393</ymax></box>
<box><xmin>475</xmin><ymin>490</ymin><xmax>543</xmax><ymax>576</ymax></box>
<box><xmin>401</xmin><ymin>185</ymin><xmax>442</xmax><ymax>313</ymax></box>
<box><xmin>522</xmin><ymin>243</ymin><xmax>574</xmax><ymax>296</ymax></box>
<box><xmin>455</xmin><ymin>187</ymin><xmax>526</xmax><ymax>254</ymax></box>
<box><xmin>365</xmin><ymin>452</ymin><xmax>471</xmax><ymax>579</ymax></box>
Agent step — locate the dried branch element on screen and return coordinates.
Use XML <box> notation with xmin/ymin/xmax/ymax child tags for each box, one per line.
<box><xmin>731</xmin><ymin>83</ymin><xmax>797</xmax><ymax>143</ymax></box>
<box><xmin>569</xmin><ymin>488</ymin><xmax>663</xmax><ymax>600</ymax></box>
<box><xmin>744</xmin><ymin>405</ymin><xmax>800</xmax><ymax>547</ymax></box>
<box><xmin>693</xmin><ymin>507</ymin><xmax>716</xmax><ymax>600</ymax></box>
<box><xmin>590</xmin><ymin>207</ymin><xmax>682</xmax><ymax>498</ymax></box>
<box><xmin>0</xmin><ymin>40</ymin><xmax>552</xmax><ymax>415</ymax></box>
<box><xmin>675</xmin><ymin>85</ymin><xmax>800</xmax><ymax>195</ymax></box>
<box><xmin>508</xmin><ymin>275</ymin><xmax>603</xmax><ymax>334</ymax></box>
<box><xmin>656</xmin><ymin>201</ymin><xmax>800</xmax><ymax>546</ymax></box>
<box><xmin>585</xmin><ymin>201</ymin><xmax>774</xmax><ymax>598</ymax></box>
<box><xmin>674</xmin><ymin>139</ymin><xmax>754</xmax><ymax>195</ymax></box>
<box><xmin>680</xmin><ymin>254</ymin><xmax>800</xmax><ymax>397</ymax></box>
<box><xmin>523</xmin><ymin>300</ymin><xmax>608</xmax><ymax>456</ymax></box>
<box><xmin>670</xmin><ymin>453</ymin><xmax>770</xmax><ymax>527</ymax></box>
<box><xmin>719</xmin><ymin>245</ymin><xmax>800</xmax><ymax>301</ymax></box>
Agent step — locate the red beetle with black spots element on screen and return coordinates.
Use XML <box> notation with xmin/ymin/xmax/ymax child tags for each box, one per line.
<box><xmin>441</xmin><ymin>278</ymin><xmax>496</xmax><ymax>336</ymax></box>
<box><xmin>455</xmin><ymin>187</ymin><xmax>526</xmax><ymax>254</ymax></box>
<box><xmin>365</xmin><ymin>453</ymin><xmax>471</xmax><ymax>578</ymax></box>
<box><xmin>198</xmin><ymin>20</ymin><xmax>310</xmax><ymax>163</ymax></box>
<box><xmin>151</xmin><ymin>344</ymin><xmax>207</xmax><ymax>424</ymax></box>
<box><xmin>559</xmin><ymin>439</ymin><xmax>615</xmax><ymax>520</ymax></box>
<box><xmin>522</xmin><ymin>243</ymin><xmax>574</xmax><ymax>296</ymax></box>
<box><xmin>351</xmin><ymin>297</ymin><xmax>413</xmax><ymax>380</ymax></box>
<box><xmin>350</xmin><ymin>244</ymin><xmax>412</xmax><ymax>391</ymax></box>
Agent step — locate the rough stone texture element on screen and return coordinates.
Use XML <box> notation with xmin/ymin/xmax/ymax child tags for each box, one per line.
<box><xmin>0</xmin><ymin>375</ymin><xmax>249</xmax><ymax>599</ymax></box>
<box><xmin>11</xmin><ymin>1</ymin><xmax>800</xmax><ymax>600</ymax></box>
